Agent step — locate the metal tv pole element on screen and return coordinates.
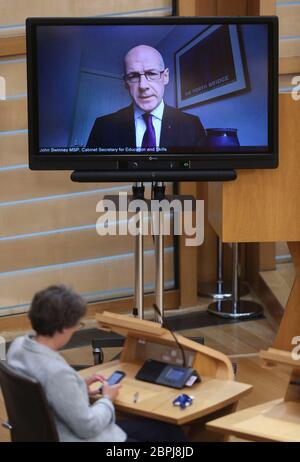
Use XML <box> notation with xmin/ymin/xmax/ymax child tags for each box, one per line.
<box><xmin>198</xmin><ymin>237</ymin><xmax>249</xmax><ymax>300</ymax></box>
<box><xmin>132</xmin><ymin>182</ymin><xmax>145</xmax><ymax>320</ymax></box>
<box><xmin>208</xmin><ymin>243</ymin><xmax>263</xmax><ymax>318</ymax></box>
<box><xmin>152</xmin><ymin>182</ymin><xmax>166</xmax><ymax>325</ymax></box>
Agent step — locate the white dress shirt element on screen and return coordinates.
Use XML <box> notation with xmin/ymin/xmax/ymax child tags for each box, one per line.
<box><xmin>134</xmin><ymin>100</ymin><xmax>164</xmax><ymax>148</ymax></box>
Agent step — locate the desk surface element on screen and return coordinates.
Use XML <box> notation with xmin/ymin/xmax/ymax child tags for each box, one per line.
<box><xmin>207</xmin><ymin>399</ymin><xmax>300</xmax><ymax>442</ymax></box>
<box><xmin>80</xmin><ymin>361</ymin><xmax>251</xmax><ymax>425</ymax></box>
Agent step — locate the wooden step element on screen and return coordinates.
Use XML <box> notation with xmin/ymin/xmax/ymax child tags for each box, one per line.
<box><xmin>0</xmin><ymin>0</ymin><xmax>171</xmax><ymax>26</ymax></box>
<box><xmin>0</xmin><ymin>249</ymin><xmax>174</xmax><ymax>315</ymax></box>
<box><xmin>0</xmin><ymin>227</ymin><xmax>174</xmax><ymax>272</ymax></box>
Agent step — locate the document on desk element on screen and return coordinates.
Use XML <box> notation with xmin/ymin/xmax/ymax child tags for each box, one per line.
<box><xmin>185</xmin><ymin>375</ymin><xmax>198</xmax><ymax>387</ymax></box>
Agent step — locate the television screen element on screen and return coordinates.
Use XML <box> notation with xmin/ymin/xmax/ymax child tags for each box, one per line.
<box><xmin>26</xmin><ymin>17</ymin><xmax>278</xmax><ymax>178</ymax></box>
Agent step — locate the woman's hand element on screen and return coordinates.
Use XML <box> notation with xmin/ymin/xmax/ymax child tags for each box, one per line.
<box><xmin>85</xmin><ymin>374</ymin><xmax>106</xmax><ymax>397</ymax></box>
<box><xmin>101</xmin><ymin>381</ymin><xmax>122</xmax><ymax>402</ymax></box>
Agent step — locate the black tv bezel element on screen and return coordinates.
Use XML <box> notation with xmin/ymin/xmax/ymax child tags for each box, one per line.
<box><xmin>26</xmin><ymin>16</ymin><xmax>278</xmax><ymax>172</ymax></box>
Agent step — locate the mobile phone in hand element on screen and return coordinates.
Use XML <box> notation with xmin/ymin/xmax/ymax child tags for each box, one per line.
<box><xmin>99</xmin><ymin>370</ymin><xmax>125</xmax><ymax>393</ymax></box>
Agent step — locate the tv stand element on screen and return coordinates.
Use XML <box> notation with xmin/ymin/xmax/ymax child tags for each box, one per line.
<box><xmin>71</xmin><ymin>169</ymin><xmax>237</xmax><ymax>183</ymax></box>
<box><xmin>99</xmin><ymin>181</ymin><xmax>197</xmax><ymax>323</ymax></box>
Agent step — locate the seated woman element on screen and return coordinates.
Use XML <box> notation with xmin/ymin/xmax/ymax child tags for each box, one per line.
<box><xmin>7</xmin><ymin>285</ymin><xmax>187</xmax><ymax>442</ymax></box>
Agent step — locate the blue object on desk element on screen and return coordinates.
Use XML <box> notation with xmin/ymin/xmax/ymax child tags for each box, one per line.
<box><xmin>173</xmin><ymin>394</ymin><xmax>194</xmax><ymax>409</ymax></box>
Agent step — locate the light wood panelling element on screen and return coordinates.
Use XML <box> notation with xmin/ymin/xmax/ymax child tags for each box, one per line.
<box><xmin>0</xmin><ymin>0</ymin><xmax>172</xmax><ymax>26</ymax></box>
<box><xmin>0</xmin><ymin>58</ymin><xmax>26</xmax><ymax>96</ymax></box>
<box><xmin>0</xmin><ymin>32</ymin><xmax>26</xmax><ymax>58</ymax></box>
<box><xmin>0</xmin><ymin>169</ymin><xmax>122</xmax><ymax>201</ymax></box>
<box><xmin>0</xmin><ymin>169</ymin><xmax>171</xmax><ymax>201</ymax></box>
<box><xmin>280</xmin><ymin>39</ymin><xmax>300</xmax><ymax>59</ymax></box>
<box><xmin>0</xmin><ymin>251</ymin><xmax>174</xmax><ymax>312</ymax></box>
<box><xmin>277</xmin><ymin>1</ymin><xmax>300</xmax><ymax>74</ymax></box>
<box><xmin>278</xmin><ymin>4</ymin><xmax>300</xmax><ymax>38</ymax></box>
<box><xmin>279</xmin><ymin>56</ymin><xmax>300</xmax><ymax>74</ymax></box>
<box><xmin>0</xmin><ymin>189</ymin><xmax>125</xmax><ymax>236</ymax></box>
<box><xmin>0</xmin><ymin>230</ymin><xmax>173</xmax><ymax>272</ymax></box>
<box><xmin>0</xmin><ymin>183</ymin><xmax>173</xmax><ymax>236</ymax></box>
<box><xmin>0</xmin><ymin>98</ymin><xmax>27</xmax><ymax>131</ymax></box>
<box><xmin>0</xmin><ymin>133</ymin><xmax>27</xmax><ymax>166</ymax></box>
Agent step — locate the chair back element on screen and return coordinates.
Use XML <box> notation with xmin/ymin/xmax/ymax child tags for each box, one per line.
<box><xmin>0</xmin><ymin>360</ymin><xmax>59</xmax><ymax>442</ymax></box>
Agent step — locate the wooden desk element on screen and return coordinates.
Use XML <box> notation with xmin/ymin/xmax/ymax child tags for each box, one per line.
<box><xmin>207</xmin><ymin>399</ymin><xmax>300</xmax><ymax>442</ymax></box>
<box><xmin>207</xmin><ymin>348</ymin><xmax>300</xmax><ymax>442</ymax></box>
<box><xmin>81</xmin><ymin>311</ymin><xmax>252</xmax><ymax>441</ymax></box>
<box><xmin>80</xmin><ymin>360</ymin><xmax>251</xmax><ymax>426</ymax></box>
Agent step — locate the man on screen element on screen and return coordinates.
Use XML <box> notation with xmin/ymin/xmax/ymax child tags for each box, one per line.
<box><xmin>86</xmin><ymin>45</ymin><xmax>206</xmax><ymax>150</ymax></box>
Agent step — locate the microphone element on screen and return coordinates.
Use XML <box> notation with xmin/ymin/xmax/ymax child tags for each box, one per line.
<box><xmin>152</xmin><ymin>303</ymin><xmax>187</xmax><ymax>368</ymax></box>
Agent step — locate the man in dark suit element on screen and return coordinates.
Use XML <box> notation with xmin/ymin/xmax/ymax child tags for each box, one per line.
<box><xmin>87</xmin><ymin>45</ymin><xmax>206</xmax><ymax>149</ymax></box>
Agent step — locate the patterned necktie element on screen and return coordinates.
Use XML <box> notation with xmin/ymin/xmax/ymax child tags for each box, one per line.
<box><xmin>141</xmin><ymin>113</ymin><xmax>156</xmax><ymax>148</ymax></box>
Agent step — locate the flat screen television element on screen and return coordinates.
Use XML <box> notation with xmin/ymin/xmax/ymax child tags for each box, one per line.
<box><xmin>26</xmin><ymin>16</ymin><xmax>278</xmax><ymax>181</ymax></box>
